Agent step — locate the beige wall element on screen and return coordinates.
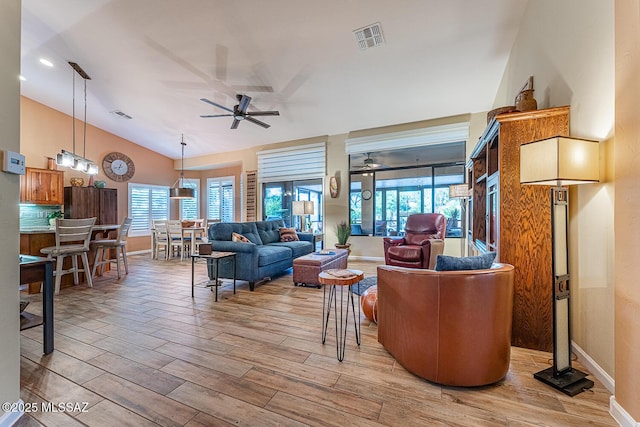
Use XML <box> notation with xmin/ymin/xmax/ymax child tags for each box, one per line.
<box><xmin>493</xmin><ymin>0</ymin><xmax>616</xmax><ymax>381</ymax></box>
<box><xmin>615</xmin><ymin>0</ymin><xmax>640</xmax><ymax>420</ymax></box>
<box><xmin>20</xmin><ymin>97</ymin><xmax>178</xmax><ymax>252</ymax></box>
<box><xmin>0</xmin><ymin>0</ymin><xmax>22</xmax><ymax>419</ymax></box>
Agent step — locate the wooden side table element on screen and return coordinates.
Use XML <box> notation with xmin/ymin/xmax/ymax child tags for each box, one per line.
<box><xmin>191</xmin><ymin>252</ymin><xmax>236</xmax><ymax>301</ymax></box>
<box><xmin>318</xmin><ymin>269</ymin><xmax>363</xmax><ymax>361</ymax></box>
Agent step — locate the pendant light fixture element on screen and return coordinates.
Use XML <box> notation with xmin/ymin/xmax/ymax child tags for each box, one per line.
<box><xmin>56</xmin><ymin>61</ymin><xmax>98</xmax><ymax>175</ymax></box>
<box><xmin>170</xmin><ymin>134</ymin><xmax>195</xmax><ymax>199</ymax></box>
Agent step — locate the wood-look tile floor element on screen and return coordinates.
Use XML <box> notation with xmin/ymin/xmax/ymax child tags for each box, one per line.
<box><xmin>17</xmin><ymin>255</ymin><xmax>616</xmax><ymax>426</ymax></box>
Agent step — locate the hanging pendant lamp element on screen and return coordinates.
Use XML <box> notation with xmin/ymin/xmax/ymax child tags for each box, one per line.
<box><xmin>170</xmin><ymin>134</ymin><xmax>195</xmax><ymax>199</ymax></box>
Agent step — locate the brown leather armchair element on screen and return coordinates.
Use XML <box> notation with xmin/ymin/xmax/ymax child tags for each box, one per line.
<box><xmin>377</xmin><ymin>263</ymin><xmax>515</xmax><ymax>387</ymax></box>
<box><xmin>383</xmin><ymin>213</ymin><xmax>446</xmax><ymax>269</ymax></box>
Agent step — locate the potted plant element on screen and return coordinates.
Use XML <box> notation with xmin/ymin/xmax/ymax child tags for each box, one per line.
<box><xmin>47</xmin><ymin>210</ymin><xmax>63</xmax><ymax>227</ymax></box>
<box><xmin>335</xmin><ymin>220</ymin><xmax>352</xmax><ymax>254</ymax></box>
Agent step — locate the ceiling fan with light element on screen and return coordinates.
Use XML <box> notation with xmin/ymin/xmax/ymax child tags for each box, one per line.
<box><xmin>352</xmin><ymin>153</ymin><xmax>386</xmax><ymax>170</ymax></box>
<box><xmin>200</xmin><ymin>94</ymin><xmax>279</xmax><ymax>129</ymax></box>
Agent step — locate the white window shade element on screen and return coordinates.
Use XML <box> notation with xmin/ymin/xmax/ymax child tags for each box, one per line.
<box><xmin>128</xmin><ymin>183</ymin><xmax>169</xmax><ymax>236</ymax></box>
<box><xmin>345</xmin><ymin>122</ymin><xmax>470</xmax><ymax>154</ymax></box>
<box><xmin>258</xmin><ymin>142</ymin><xmax>326</xmax><ymax>183</ymax></box>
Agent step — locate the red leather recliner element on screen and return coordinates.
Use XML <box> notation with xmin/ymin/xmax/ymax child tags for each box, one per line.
<box><xmin>383</xmin><ymin>213</ymin><xmax>446</xmax><ymax>269</ymax></box>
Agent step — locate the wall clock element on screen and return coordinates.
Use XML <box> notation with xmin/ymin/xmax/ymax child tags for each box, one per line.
<box><xmin>102</xmin><ymin>152</ymin><xmax>135</xmax><ymax>182</ymax></box>
<box><xmin>362</xmin><ymin>189</ymin><xmax>372</xmax><ymax>200</ymax></box>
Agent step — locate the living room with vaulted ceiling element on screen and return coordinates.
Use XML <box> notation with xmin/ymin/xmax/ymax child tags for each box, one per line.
<box><xmin>4</xmin><ymin>0</ymin><xmax>640</xmax><ymax>425</ymax></box>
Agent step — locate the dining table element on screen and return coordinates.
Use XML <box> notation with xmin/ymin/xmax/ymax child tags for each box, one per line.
<box><xmin>182</xmin><ymin>226</ymin><xmax>206</xmax><ymax>256</ymax></box>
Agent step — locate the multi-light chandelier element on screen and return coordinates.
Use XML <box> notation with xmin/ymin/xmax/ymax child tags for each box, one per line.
<box><xmin>56</xmin><ymin>61</ymin><xmax>98</xmax><ymax>175</ymax></box>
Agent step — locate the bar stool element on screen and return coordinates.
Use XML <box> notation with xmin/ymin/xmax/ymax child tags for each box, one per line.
<box><xmin>91</xmin><ymin>217</ymin><xmax>133</xmax><ymax>280</ymax></box>
<box><xmin>318</xmin><ymin>269</ymin><xmax>363</xmax><ymax>361</ymax></box>
<box><xmin>40</xmin><ymin>217</ymin><xmax>96</xmax><ymax>294</ymax></box>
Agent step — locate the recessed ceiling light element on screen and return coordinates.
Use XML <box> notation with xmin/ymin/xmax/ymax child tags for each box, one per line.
<box><xmin>18</xmin><ymin>75</ymin><xmax>26</xmax><ymax>81</ymax></box>
<box><xmin>39</xmin><ymin>58</ymin><xmax>53</xmax><ymax>67</ymax></box>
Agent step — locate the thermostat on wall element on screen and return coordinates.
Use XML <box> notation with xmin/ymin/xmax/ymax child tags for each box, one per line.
<box><xmin>2</xmin><ymin>150</ymin><xmax>26</xmax><ymax>175</ymax></box>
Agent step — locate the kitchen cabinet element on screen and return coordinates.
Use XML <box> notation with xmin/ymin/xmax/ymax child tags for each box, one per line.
<box><xmin>20</xmin><ymin>168</ymin><xmax>64</xmax><ymax>205</ymax></box>
<box><xmin>467</xmin><ymin>106</ymin><xmax>570</xmax><ymax>352</ymax></box>
<box><xmin>64</xmin><ymin>187</ymin><xmax>117</xmax><ymax>225</ymax></box>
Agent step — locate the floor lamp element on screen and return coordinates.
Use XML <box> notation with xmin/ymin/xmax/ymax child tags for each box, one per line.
<box><xmin>449</xmin><ymin>183</ymin><xmax>469</xmax><ymax>257</ymax></box>
<box><xmin>520</xmin><ymin>136</ymin><xmax>599</xmax><ymax>396</ymax></box>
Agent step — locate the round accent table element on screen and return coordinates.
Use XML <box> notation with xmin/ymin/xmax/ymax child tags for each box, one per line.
<box><xmin>318</xmin><ymin>269</ymin><xmax>364</xmax><ymax>361</ymax></box>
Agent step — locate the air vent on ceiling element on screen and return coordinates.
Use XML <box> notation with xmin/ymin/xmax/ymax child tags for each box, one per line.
<box><xmin>353</xmin><ymin>22</ymin><xmax>385</xmax><ymax>50</ymax></box>
<box><xmin>110</xmin><ymin>110</ymin><xmax>133</xmax><ymax>120</ymax></box>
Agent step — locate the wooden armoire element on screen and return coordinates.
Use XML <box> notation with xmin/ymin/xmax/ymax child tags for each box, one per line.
<box><xmin>467</xmin><ymin>106</ymin><xmax>570</xmax><ymax>352</ymax></box>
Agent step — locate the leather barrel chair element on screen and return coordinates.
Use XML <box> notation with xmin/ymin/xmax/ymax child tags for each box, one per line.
<box><xmin>377</xmin><ymin>263</ymin><xmax>515</xmax><ymax>386</ymax></box>
<box><xmin>383</xmin><ymin>213</ymin><xmax>446</xmax><ymax>269</ymax></box>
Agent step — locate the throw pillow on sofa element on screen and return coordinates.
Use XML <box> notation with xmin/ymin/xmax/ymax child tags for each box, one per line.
<box><xmin>279</xmin><ymin>227</ymin><xmax>299</xmax><ymax>242</ymax></box>
<box><xmin>434</xmin><ymin>252</ymin><xmax>497</xmax><ymax>271</ymax></box>
<box><xmin>232</xmin><ymin>232</ymin><xmax>250</xmax><ymax>243</ymax></box>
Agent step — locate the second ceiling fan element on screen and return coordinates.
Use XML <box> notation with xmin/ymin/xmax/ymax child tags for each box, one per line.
<box><xmin>200</xmin><ymin>94</ymin><xmax>279</xmax><ymax>129</ymax></box>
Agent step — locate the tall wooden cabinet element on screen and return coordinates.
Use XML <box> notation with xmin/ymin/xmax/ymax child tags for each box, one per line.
<box><xmin>467</xmin><ymin>106</ymin><xmax>570</xmax><ymax>352</ymax></box>
<box><xmin>64</xmin><ymin>187</ymin><xmax>118</xmax><ymax>225</ymax></box>
<box><xmin>20</xmin><ymin>168</ymin><xmax>64</xmax><ymax>205</ymax></box>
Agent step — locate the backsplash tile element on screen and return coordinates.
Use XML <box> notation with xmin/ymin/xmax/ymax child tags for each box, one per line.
<box><xmin>20</xmin><ymin>205</ymin><xmax>63</xmax><ymax>228</ymax></box>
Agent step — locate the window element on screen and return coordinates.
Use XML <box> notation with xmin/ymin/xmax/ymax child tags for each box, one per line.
<box><xmin>128</xmin><ymin>183</ymin><xmax>169</xmax><ymax>237</ymax></box>
<box><xmin>349</xmin><ymin>143</ymin><xmax>465</xmax><ymax>237</ymax></box>
<box><xmin>262</xmin><ymin>179</ymin><xmax>323</xmax><ymax>231</ymax></box>
<box><xmin>180</xmin><ymin>180</ymin><xmax>200</xmax><ymax>220</ymax></box>
<box><xmin>207</xmin><ymin>177</ymin><xmax>234</xmax><ymax>222</ymax></box>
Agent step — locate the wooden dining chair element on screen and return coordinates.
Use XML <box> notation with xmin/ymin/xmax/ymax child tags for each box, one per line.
<box><xmin>90</xmin><ymin>217</ymin><xmax>133</xmax><ymax>280</ymax></box>
<box><xmin>152</xmin><ymin>221</ymin><xmax>170</xmax><ymax>260</ymax></box>
<box><xmin>40</xmin><ymin>217</ymin><xmax>96</xmax><ymax>294</ymax></box>
<box><xmin>167</xmin><ymin>220</ymin><xmax>189</xmax><ymax>260</ymax></box>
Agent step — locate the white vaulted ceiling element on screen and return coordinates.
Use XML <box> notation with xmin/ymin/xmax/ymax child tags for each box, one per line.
<box><xmin>20</xmin><ymin>0</ymin><xmax>528</xmax><ymax>159</ymax></box>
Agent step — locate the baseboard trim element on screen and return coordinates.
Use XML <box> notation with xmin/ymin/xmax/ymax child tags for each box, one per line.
<box><xmin>0</xmin><ymin>399</ymin><xmax>24</xmax><ymax>426</ymax></box>
<box><xmin>572</xmin><ymin>341</ymin><xmax>615</xmax><ymax>393</ymax></box>
<box><xmin>349</xmin><ymin>256</ymin><xmax>384</xmax><ymax>262</ymax></box>
<box><xmin>610</xmin><ymin>396</ymin><xmax>639</xmax><ymax>427</ymax></box>
<box><xmin>127</xmin><ymin>249</ymin><xmax>151</xmax><ymax>256</ymax></box>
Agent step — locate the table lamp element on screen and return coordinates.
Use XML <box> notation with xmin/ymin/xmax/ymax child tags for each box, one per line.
<box><xmin>520</xmin><ymin>136</ymin><xmax>599</xmax><ymax>396</ymax></box>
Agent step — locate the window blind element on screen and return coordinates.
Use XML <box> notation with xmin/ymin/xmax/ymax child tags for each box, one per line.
<box><xmin>128</xmin><ymin>183</ymin><xmax>169</xmax><ymax>236</ymax></box>
<box><xmin>180</xmin><ymin>180</ymin><xmax>200</xmax><ymax>220</ymax></box>
<box><xmin>207</xmin><ymin>177</ymin><xmax>234</xmax><ymax>222</ymax></box>
<box><xmin>257</xmin><ymin>142</ymin><xmax>326</xmax><ymax>183</ymax></box>
<box><xmin>345</xmin><ymin>122</ymin><xmax>469</xmax><ymax>154</ymax></box>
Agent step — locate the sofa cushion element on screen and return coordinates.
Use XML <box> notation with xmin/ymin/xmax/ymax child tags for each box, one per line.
<box><xmin>279</xmin><ymin>227</ymin><xmax>299</xmax><ymax>242</ymax></box>
<box><xmin>434</xmin><ymin>252</ymin><xmax>497</xmax><ymax>271</ymax></box>
<box><xmin>210</xmin><ymin>222</ymin><xmax>263</xmax><ymax>245</ymax></box>
<box><xmin>257</xmin><ymin>245</ymin><xmax>292</xmax><ymax>267</ymax></box>
<box><xmin>232</xmin><ymin>232</ymin><xmax>250</xmax><ymax>243</ymax></box>
<box><xmin>271</xmin><ymin>240</ymin><xmax>314</xmax><ymax>258</ymax></box>
<box><xmin>256</xmin><ymin>220</ymin><xmax>285</xmax><ymax>244</ymax></box>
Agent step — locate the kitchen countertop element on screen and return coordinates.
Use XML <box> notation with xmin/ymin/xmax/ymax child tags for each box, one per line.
<box><xmin>21</xmin><ymin>224</ymin><xmax>121</xmax><ymax>234</ymax></box>
<box><xmin>20</xmin><ymin>227</ymin><xmax>55</xmax><ymax>234</ymax></box>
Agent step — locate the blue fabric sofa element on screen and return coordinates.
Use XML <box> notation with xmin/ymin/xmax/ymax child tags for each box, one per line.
<box><xmin>207</xmin><ymin>220</ymin><xmax>314</xmax><ymax>290</ymax></box>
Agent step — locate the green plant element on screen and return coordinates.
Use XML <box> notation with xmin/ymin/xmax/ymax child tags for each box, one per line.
<box><xmin>47</xmin><ymin>210</ymin><xmax>63</xmax><ymax>220</ymax></box>
<box><xmin>335</xmin><ymin>221</ymin><xmax>351</xmax><ymax>245</ymax></box>
<box><xmin>441</xmin><ymin>201</ymin><xmax>460</xmax><ymax>220</ymax></box>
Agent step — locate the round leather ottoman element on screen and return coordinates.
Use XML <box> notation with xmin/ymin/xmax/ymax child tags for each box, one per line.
<box><xmin>360</xmin><ymin>285</ymin><xmax>378</xmax><ymax>323</ymax></box>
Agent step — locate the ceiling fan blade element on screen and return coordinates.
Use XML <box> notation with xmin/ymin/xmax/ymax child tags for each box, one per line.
<box><xmin>245</xmin><ymin>116</ymin><xmax>270</xmax><ymax>129</ymax></box>
<box><xmin>238</xmin><ymin>95</ymin><xmax>252</xmax><ymax>113</ymax></box>
<box><xmin>200</xmin><ymin>98</ymin><xmax>233</xmax><ymax>113</ymax></box>
<box><xmin>200</xmin><ymin>114</ymin><xmax>233</xmax><ymax>118</ymax></box>
<box><xmin>247</xmin><ymin>110</ymin><xmax>280</xmax><ymax>117</ymax></box>
<box><xmin>230</xmin><ymin>119</ymin><xmax>240</xmax><ymax>129</ymax></box>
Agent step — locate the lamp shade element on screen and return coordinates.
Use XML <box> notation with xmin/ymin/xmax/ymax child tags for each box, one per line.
<box><xmin>449</xmin><ymin>183</ymin><xmax>469</xmax><ymax>199</ymax></box>
<box><xmin>292</xmin><ymin>201</ymin><xmax>305</xmax><ymax>215</ymax></box>
<box><xmin>520</xmin><ymin>136</ymin><xmax>599</xmax><ymax>186</ymax></box>
<box><xmin>303</xmin><ymin>201</ymin><xmax>315</xmax><ymax>215</ymax></box>
<box><xmin>170</xmin><ymin>186</ymin><xmax>195</xmax><ymax>199</ymax></box>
